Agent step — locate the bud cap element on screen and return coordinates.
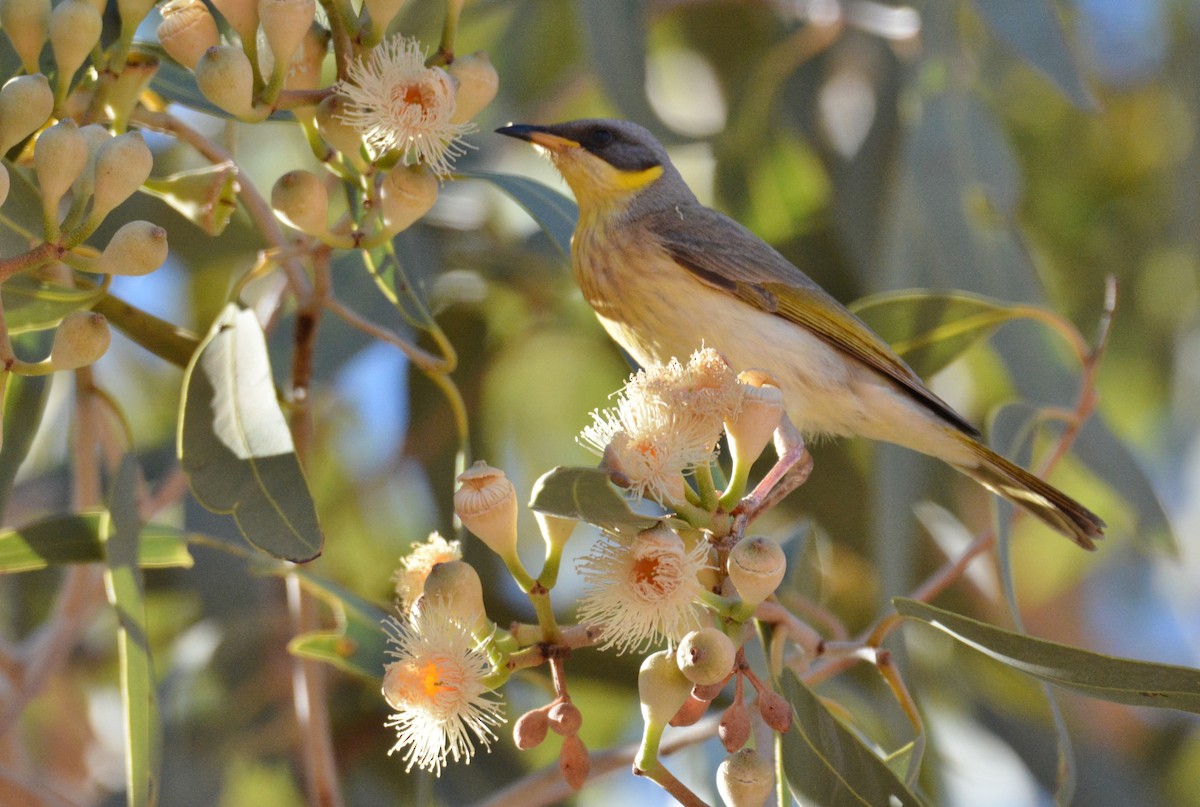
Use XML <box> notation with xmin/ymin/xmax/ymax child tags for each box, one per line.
<box><xmin>717</xmin><ymin>748</ymin><xmax>774</xmax><ymax>807</ymax></box>
<box><xmin>453</xmin><ymin>461</ymin><xmax>519</xmax><ymax>558</ymax></box>
<box><xmin>726</xmin><ymin>536</ymin><xmax>786</xmax><ymax>607</ymax></box>
<box><xmin>50</xmin><ymin>311</ymin><xmax>111</xmax><ymax>370</ymax></box>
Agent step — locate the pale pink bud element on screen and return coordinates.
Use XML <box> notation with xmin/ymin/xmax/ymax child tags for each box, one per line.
<box><xmin>271</xmin><ymin>169</ymin><xmax>329</xmax><ymax>235</ymax></box>
<box><xmin>676</xmin><ymin>627</ymin><xmax>737</xmax><ymax>686</ymax></box>
<box><xmin>98</xmin><ymin>220</ymin><xmax>168</xmax><ymax>276</ymax></box>
<box><xmin>421</xmin><ymin>560</ymin><xmax>486</xmax><ymax>631</ymax></box>
<box><xmin>157</xmin><ymin>0</ymin><xmax>220</xmax><ymax>70</ymax></box>
<box><xmin>49</xmin><ymin>0</ymin><xmax>102</xmax><ymax>79</ymax></box>
<box><xmin>726</xmin><ymin>371</ymin><xmax>785</xmax><ymax>472</ymax></box>
<box><xmin>513</xmin><ymin>707</ymin><xmax>549</xmax><ymax>750</ymax></box>
<box><xmin>757</xmin><ymin>689</ymin><xmax>791</xmax><ymax>733</ymax></box>
<box><xmin>90</xmin><ymin>131</ymin><xmax>153</xmax><ymax>222</ymax></box>
<box><xmin>726</xmin><ymin>536</ymin><xmax>786</xmax><ymax>607</ymax></box>
<box><xmin>637</xmin><ymin>649</ymin><xmax>693</xmax><ymax>730</ymax></box>
<box><xmin>379</xmin><ymin>164</ymin><xmax>437</xmax><ymax>234</ymax></box>
<box><xmin>547</xmin><ymin>700</ymin><xmax>582</xmax><ymax>736</ymax></box>
<box><xmin>692</xmin><ymin>680</ymin><xmax>726</xmax><ymax>702</ymax></box>
<box><xmin>447</xmin><ymin>51</ymin><xmax>498</xmax><ymax>125</ymax></box>
<box><xmin>0</xmin><ymin>0</ymin><xmax>50</xmax><ymax>73</ymax></box>
<box><xmin>258</xmin><ymin>0</ymin><xmax>314</xmax><ymax>75</ymax></box>
<box><xmin>34</xmin><ymin>119</ymin><xmax>88</xmax><ymax>215</ymax></box>
<box><xmin>211</xmin><ymin>0</ymin><xmax>258</xmax><ymax>43</ymax></box>
<box><xmin>49</xmin><ymin>311</ymin><xmax>110</xmax><ymax>370</ymax></box>
<box><xmin>717</xmin><ymin>748</ymin><xmax>774</xmax><ymax>807</ymax></box>
<box><xmin>0</xmin><ymin>74</ymin><xmax>53</xmax><ymax>154</ymax></box>
<box><xmin>668</xmin><ymin>693</ymin><xmax>710</xmax><ymax>727</ymax></box>
<box><xmin>453</xmin><ymin>461</ymin><xmax>518</xmax><ymax>558</ymax></box>
<box><xmin>195</xmin><ymin>45</ymin><xmax>256</xmax><ymax>118</ymax></box>
<box><xmin>558</xmin><ymin>733</ymin><xmax>590</xmax><ymax>791</ymax></box>
<box><xmin>718</xmin><ymin>699</ymin><xmax>750</xmax><ymax>753</ymax></box>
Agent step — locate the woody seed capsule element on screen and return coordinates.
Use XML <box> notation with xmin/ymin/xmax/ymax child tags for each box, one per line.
<box><xmin>0</xmin><ymin>74</ymin><xmax>54</xmax><ymax>154</ymax></box>
<box><xmin>49</xmin><ymin>0</ymin><xmax>102</xmax><ymax>80</ymax></box>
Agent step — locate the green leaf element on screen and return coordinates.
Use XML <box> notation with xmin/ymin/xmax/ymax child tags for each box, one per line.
<box><xmin>178</xmin><ymin>304</ymin><xmax>323</xmax><ymax>562</ymax></box>
<box><xmin>895</xmin><ymin>599</ymin><xmax>1200</xmax><ymax>712</ymax></box>
<box><xmin>460</xmin><ymin>170</ymin><xmax>577</xmax><ymax>259</ymax></box>
<box><xmin>141</xmin><ymin>162</ymin><xmax>240</xmax><ymax>236</ymax></box>
<box><xmin>575</xmin><ymin>0</ymin><xmax>665</xmax><ymax>133</ymax></box>
<box><xmin>528</xmin><ymin>466</ymin><xmax>663</xmax><ymax>537</ymax></box>
<box><xmin>0</xmin><ymin>512</ymin><xmax>194</xmax><ymax>573</ymax></box>
<box><xmin>850</xmin><ymin>290</ymin><xmax>1040</xmax><ymax>378</ymax></box>
<box><xmin>780</xmin><ymin>670</ymin><xmax>926</xmax><ymax>807</ymax></box>
<box><xmin>1</xmin><ymin>275</ymin><xmax>106</xmax><ymax>335</ymax></box>
<box><xmin>967</xmin><ymin>0</ymin><xmax>1094</xmax><ymax>109</ymax></box>
<box><xmin>103</xmin><ymin>457</ymin><xmax>161</xmax><ymax>807</ymax></box>
<box><xmin>0</xmin><ymin>336</ymin><xmax>51</xmax><ymax>519</ymax></box>
<box><xmin>281</xmin><ymin>570</ymin><xmax>390</xmax><ymax>679</ymax></box>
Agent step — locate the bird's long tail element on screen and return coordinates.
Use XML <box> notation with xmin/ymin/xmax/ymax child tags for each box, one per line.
<box><xmin>951</xmin><ymin>435</ymin><xmax>1105</xmax><ymax>550</ymax></box>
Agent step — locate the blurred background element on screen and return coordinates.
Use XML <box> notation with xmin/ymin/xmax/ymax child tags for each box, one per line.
<box><xmin>4</xmin><ymin>0</ymin><xmax>1199</xmax><ymax>805</ymax></box>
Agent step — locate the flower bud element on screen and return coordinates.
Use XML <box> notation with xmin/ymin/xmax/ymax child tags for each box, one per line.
<box><xmin>49</xmin><ymin>0</ymin><xmax>102</xmax><ymax>80</ymax></box>
<box><xmin>270</xmin><ymin>169</ymin><xmax>328</xmax><ymax>235</ymax></box>
<box><xmin>195</xmin><ymin>45</ymin><xmax>256</xmax><ymax>118</ymax></box>
<box><xmin>379</xmin><ymin>164</ymin><xmax>437</xmax><ymax>234</ymax></box>
<box><xmin>0</xmin><ymin>164</ymin><xmax>9</xmax><ymax>206</ymax></box>
<box><xmin>282</xmin><ymin>22</ymin><xmax>328</xmax><ymax>91</ymax></box>
<box><xmin>668</xmin><ymin>693</ymin><xmax>710</xmax><ymax>727</ymax></box>
<box><xmin>725</xmin><ymin>372</ymin><xmax>784</xmax><ymax>472</ymax></box>
<box><xmin>49</xmin><ymin>311</ymin><xmax>110</xmax><ymax>370</ymax></box>
<box><xmin>726</xmin><ymin>536</ymin><xmax>786</xmax><ymax>607</ymax></box>
<box><xmin>718</xmin><ymin>698</ymin><xmax>750</xmax><ymax>753</ymax></box>
<box><xmin>34</xmin><ymin>119</ymin><xmax>88</xmax><ymax>217</ymax></box>
<box><xmin>90</xmin><ymin>131</ymin><xmax>153</xmax><ymax>223</ymax></box>
<box><xmin>117</xmin><ymin>0</ymin><xmax>156</xmax><ymax>33</ymax></box>
<box><xmin>70</xmin><ymin>124</ymin><xmax>111</xmax><ymax>199</ymax></box>
<box><xmin>97</xmin><ymin>220</ymin><xmax>168</xmax><ymax>276</ymax></box>
<box><xmin>717</xmin><ymin>749</ymin><xmax>774</xmax><ymax>807</ymax></box>
<box><xmin>513</xmin><ymin>707</ymin><xmax>549</xmax><ymax>750</ymax></box>
<box><xmin>453</xmin><ymin>461</ymin><xmax>518</xmax><ymax>558</ymax></box>
<box><xmin>157</xmin><ymin>0</ymin><xmax>220</xmax><ymax>69</ymax></box>
<box><xmin>211</xmin><ymin>0</ymin><xmax>258</xmax><ymax>43</ymax></box>
<box><xmin>0</xmin><ymin>0</ymin><xmax>50</xmax><ymax>73</ymax></box>
<box><xmin>448</xmin><ymin>51</ymin><xmax>498</xmax><ymax>125</ymax></box>
<box><xmin>258</xmin><ymin>0</ymin><xmax>314</xmax><ymax>75</ymax></box>
<box><xmin>535</xmin><ymin>511</ymin><xmax>576</xmax><ymax>554</ymax></box>
<box><xmin>637</xmin><ymin>649</ymin><xmax>693</xmax><ymax>730</ymax></box>
<box><xmin>0</xmin><ymin>74</ymin><xmax>54</xmax><ymax>154</ymax></box>
<box><xmin>364</xmin><ymin>0</ymin><xmax>403</xmax><ymax>33</ymax></box>
<box><xmin>316</xmin><ymin>94</ymin><xmax>366</xmax><ymax>164</ymax></box>
<box><xmin>757</xmin><ymin>689</ymin><xmax>791</xmax><ymax>733</ymax></box>
<box><xmin>558</xmin><ymin>733</ymin><xmax>590</xmax><ymax>791</ymax></box>
<box><xmin>547</xmin><ymin>700</ymin><xmax>582</xmax><ymax>736</ymax></box>
<box><xmin>421</xmin><ymin>560</ymin><xmax>486</xmax><ymax>632</ymax></box>
<box><xmin>692</xmin><ymin>680</ymin><xmax>726</xmax><ymax>702</ymax></box>
<box><xmin>676</xmin><ymin>627</ymin><xmax>737</xmax><ymax>687</ymax></box>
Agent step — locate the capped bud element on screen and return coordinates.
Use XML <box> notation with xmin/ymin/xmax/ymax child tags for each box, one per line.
<box><xmin>668</xmin><ymin>693</ymin><xmax>710</xmax><ymax>728</ymax></box>
<box><xmin>98</xmin><ymin>220</ymin><xmax>168</xmax><ymax>276</ymax></box>
<box><xmin>379</xmin><ymin>164</ymin><xmax>437</xmax><ymax>234</ymax></box>
<box><xmin>34</xmin><ymin>119</ymin><xmax>88</xmax><ymax>216</ymax></box>
<box><xmin>316</xmin><ymin>94</ymin><xmax>366</xmax><ymax>164</ymax></box>
<box><xmin>717</xmin><ymin>749</ymin><xmax>774</xmax><ymax>807</ymax></box>
<box><xmin>757</xmin><ymin>689</ymin><xmax>791</xmax><ymax>733</ymax></box>
<box><xmin>0</xmin><ymin>0</ymin><xmax>50</xmax><ymax>73</ymax></box>
<box><xmin>49</xmin><ymin>0</ymin><xmax>102</xmax><ymax>80</ymax></box>
<box><xmin>117</xmin><ymin>0</ymin><xmax>156</xmax><ymax>33</ymax></box>
<box><xmin>49</xmin><ymin>311</ymin><xmax>110</xmax><ymax>370</ymax></box>
<box><xmin>211</xmin><ymin>0</ymin><xmax>258</xmax><ymax>43</ymax></box>
<box><xmin>421</xmin><ymin>560</ymin><xmax>486</xmax><ymax>632</ymax></box>
<box><xmin>725</xmin><ymin>372</ymin><xmax>785</xmax><ymax>472</ymax></box>
<box><xmin>448</xmin><ymin>51</ymin><xmax>498</xmax><ymax>125</ymax></box>
<box><xmin>271</xmin><ymin>169</ymin><xmax>329</xmax><ymax>234</ymax></box>
<box><xmin>637</xmin><ymin>649</ymin><xmax>693</xmax><ymax>730</ymax></box>
<box><xmin>726</xmin><ymin>536</ymin><xmax>786</xmax><ymax>607</ymax></box>
<box><xmin>70</xmin><ymin>124</ymin><xmax>112</xmax><ymax>200</ymax></box>
<box><xmin>453</xmin><ymin>461</ymin><xmax>518</xmax><ymax>558</ymax></box>
<box><xmin>676</xmin><ymin>627</ymin><xmax>737</xmax><ymax>687</ymax></box>
<box><xmin>718</xmin><ymin>698</ymin><xmax>750</xmax><ymax>753</ymax></box>
<box><xmin>282</xmin><ymin>22</ymin><xmax>328</xmax><ymax>91</ymax></box>
<box><xmin>195</xmin><ymin>45</ymin><xmax>256</xmax><ymax>118</ymax></box>
<box><xmin>364</xmin><ymin>0</ymin><xmax>403</xmax><ymax>32</ymax></box>
<box><xmin>513</xmin><ymin>707</ymin><xmax>549</xmax><ymax>750</ymax></box>
<box><xmin>90</xmin><ymin>131</ymin><xmax>153</xmax><ymax>223</ymax></box>
<box><xmin>0</xmin><ymin>74</ymin><xmax>54</xmax><ymax>154</ymax></box>
<box><xmin>157</xmin><ymin>0</ymin><xmax>220</xmax><ymax>69</ymax></box>
<box><xmin>547</xmin><ymin>700</ymin><xmax>582</xmax><ymax>736</ymax></box>
<box><xmin>558</xmin><ymin>733</ymin><xmax>590</xmax><ymax>791</ymax></box>
<box><xmin>258</xmin><ymin>0</ymin><xmax>314</xmax><ymax>75</ymax></box>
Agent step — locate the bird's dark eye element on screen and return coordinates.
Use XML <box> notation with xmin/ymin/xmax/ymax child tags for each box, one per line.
<box><xmin>589</xmin><ymin>129</ymin><xmax>615</xmax><ymax>148</ymax></box>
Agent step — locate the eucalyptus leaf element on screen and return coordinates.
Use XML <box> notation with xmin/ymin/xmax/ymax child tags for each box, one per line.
<box><xmin>461</xmin><ymin>170</ymin><xmax>577</xmax><ymax>259</ymax></box>
<box><xmin>178</xmin><ymin>304</ymin><xmax>323</xmax><ymax>562</ymax></box>
<box><xmin>895</xmin><ymin>599</ymin><xmax>1200</xmax><ymax>712</ymax></box>
<box><xmin>528</xmin><ymin>466</ymin><xmax>661</xmax><ymax>537</ymax></box>
<box><xmin>281</xmin><ymin>568</ymin><xmax>390</xmax><ymax>679</ymax></box>
<box><xmin>103</xmin><ymin>457</ymin><xmax>161</xmax><ymax>807</ymax></box>
<box><xmin>967</xmin><ymin>0</ymin><xmax>1094</xmax><ymax>109</ymax></box>
<box><xmin>575</xmin><ymin>0</ymin><xmax>666</xmax><ymax>135</ymax></box>
<box><xmin>141</xmin><ymin>162</ymin><xmax>240</xmax><ymax>236</ymax></box>
<box><xmin>0</xmin><ymin>512</ymin><xmax>194</xmax><ymax>573</ymax></box>
<box><xmin>780</xmin><ymin>670</ymin><xmax>926</xmax><ymax>807</ymax></box>
<box><xmin>850</xmin><ymin>290</ymin><xmax>1036</xmax><ymax>378</ymax></box>
<box><xmin>1</xmin><ymin>275</ymin><xmax>106</xmax><ymax>335</ymax></box>
<box><xmin>0</xmin><ymin>336</ymin><xmax>51</xmax><ymax>519</ymax></box>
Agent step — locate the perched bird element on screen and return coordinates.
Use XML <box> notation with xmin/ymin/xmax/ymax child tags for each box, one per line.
<box><xmin>496</xmin><ymin>119</ymin><xmax>1104</xmax><ymax>549</ymax></box>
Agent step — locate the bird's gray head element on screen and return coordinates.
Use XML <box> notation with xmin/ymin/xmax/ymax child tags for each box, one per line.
<box><xmin>496</xmin><ymin>119</ymin><xmax>692</xmax><ymax>212</ymax></box>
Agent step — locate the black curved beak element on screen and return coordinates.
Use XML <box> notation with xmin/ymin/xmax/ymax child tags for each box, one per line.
<box><xmin>495</xmin><ymin>123</ymin><xmax>579</xmax><ymax>151</ymax></box>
